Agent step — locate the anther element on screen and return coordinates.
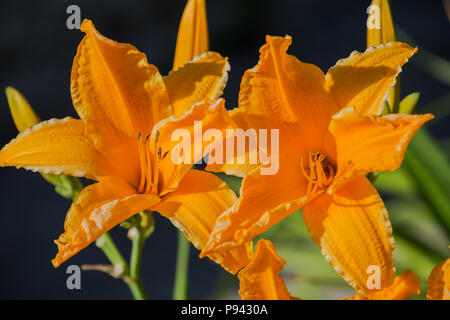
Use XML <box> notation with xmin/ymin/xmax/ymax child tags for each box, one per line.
<box><xmin>300</xmin><ymin>151</ymin><xmax>335</xmax><ymax>199</ymax></box>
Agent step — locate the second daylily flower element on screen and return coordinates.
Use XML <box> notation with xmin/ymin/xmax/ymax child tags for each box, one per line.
<box><xmin>0</xmin><ymin>19</ymin><xmax>252</xmax><ymax>273</ymax></box>
<box><xmin>202</xmin><ymin>35</ymin><xmax>433</xmax><ymax>296</ymax></box>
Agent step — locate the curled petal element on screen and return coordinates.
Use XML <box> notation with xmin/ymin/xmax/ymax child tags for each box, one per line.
<box><xmin>173</xmin><ymin>0</ymin><xmax>209</xmax><ymax>70</ymax></box>
<box><xmin>153</xmin><ymin>170</ymin><xmax>252</xmax><ymax>274</ymax></box>
<box><xmin>238</xmin><ymin>239</ymin><xmax>292</xmax><ymax>300</ymax></box>
<box><xmin>426</xmin><ymin>258</ymin><xmax>450</xmax><ymax>300</ymax></box>
<box><xmin>165</xmin><ymin>52</ymin><xmax>229</xmax><ymax>118</ymax></box>
<box><xmin>0</xmin><ymin>117</ymin><xmax>113</xmax><ymax>180</ymax></box>
<box><xmin>328</xmin><ymin>107</ymin><xmax>433</xmax><ymax>192</ymax></box>
<box><xmin>303</xmin><ymin>177</ymin><xmax>395</xmax><ymax>296</ymax></box>
<box><xmin>325</xmin><ymin>42</ymin><xmax>417</xmax><ymax>115</ymax></box>
<box><xmin>52</xmin><ymin>177</ymin><xmax>160</xmax><ymax>267</ymax></box>
<box><xmin>346</xmin><ymin>270</ymin><xmax>420</xmax><ymax>300</ymax></box>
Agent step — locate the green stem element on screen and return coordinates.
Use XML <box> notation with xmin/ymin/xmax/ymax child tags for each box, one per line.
<box><xmin>97</xmin><ymin>233</ymin><xmax>128</xmax><ymax>268</ymax></box>
<box><xmin>128</xmin><ymin>228</ymin><xmax>149</xmax><ymax>300</ymax></box>
<box><xmin>97</xmin><ymin>232</ymin><xmax>148</xmax><ymax>300</ymax></box>
<box><xmin>173</xmin><ymin>231</ymin><xmax>190</xmax><ymax>300</ymax></box>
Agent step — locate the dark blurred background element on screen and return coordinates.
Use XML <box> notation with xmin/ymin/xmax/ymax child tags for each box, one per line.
<box><xmin>0</xmin><ymin>0</ymin><xmax>448</xmax><ymax>299</ymax></box>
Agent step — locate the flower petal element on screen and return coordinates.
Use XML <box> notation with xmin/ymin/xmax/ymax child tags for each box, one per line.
<box><xmin>426</xmin><ymin>258</ymin><xmax>450</xmax><ymax>300</ymax></box>
<box><xmin>52</xmin><ymin>177</ymin><xmax>160</xmax><ymax>267</ymax></box>
<box><xmin>154</xmin><ymin>98</ymin><xmax>235</xmax><ymax>196</ymax></box>
<box><xmin>328</xmin><ymin>107</ymin><xmax>433</xmax><ymax>192</ymax></box>
<box><xmin>238</xmin><ymin>239</ymin><xmax>291</xmax><ymax>300</ymax></box>
<box><xmin>302</xmin><ymin>176</ymin><xmax>395</xmax><ymax>295</ymax></box>
<box><xmin>205</xmin><ymin>108</ymin><xmax>270</xmax><ymax>177</ymax></box>
<box><xmin>208</xmin><ymin>35</ymin><xmax>339</xmax><ymax>178</ymax></box>
<box><xmin>71</xmin><ymin>19</ymin><xmax>171</xmax><ymax>185</ymax></box>
<box><xmin>165</xmin><ymin>52</ymin><xmax>229</xmax><ymax>118</ymax></box>
<box><xmin>153</xmin><ymin>170</ymin><xmax>252</xmax><ymax>274</ymax></box>
<box><xmin>325</xmin><ymin>42</ymin><xmax>417</xmax><ymax>115</ymax></box>
<box><xmin>202</xmin><ymin>157</ymin><xmax>308</xmax><ymax>255</ymax></box>
<box><xmin>0</xmin><ymin>117</ymin><xmax>113</xmax><ymax>180</ymax></box>
<box><xmin>173</xmin><ymin>0</ymin><xmax>209</xmax><ymax>71</ymax></box>
<box><xmin>239</xmin><ymin>35</ymin><xmax>338</xmax><ymax>152</ymax></box>
<box><xmin>346</xmin><ymin>270</ymin><xmax>420</xmax><ymax>300</ymax></box>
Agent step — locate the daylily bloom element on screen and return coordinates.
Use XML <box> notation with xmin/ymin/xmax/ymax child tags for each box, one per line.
<box><xmin>239</xmin><ymin>239</ymin><xmax>420</xmax><ymax>300</ymax></box>
<box><xmin>0</xmin><ymin>19</ymin><xmax>252</xmax><ymax>273</ymax></box>
<box><xmin>202</xmin><ymin>35</ymin><xmax>433</xmax><ymax>295</ymax></box>
<box><xmin>426</xmin><ymin>258</ymin><xmax>450</xmax><ymax>300</ymax></box>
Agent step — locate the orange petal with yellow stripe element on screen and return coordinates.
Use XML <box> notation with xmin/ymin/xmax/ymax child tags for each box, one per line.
<box><xmin>239</xmin><ymin>35</ymin><xmax>338</xmax><ymax>151</ymax></box>
<box><xmin>72</xmin><ymin>19</ymin><xmax>172</xmax><ymax>186</ymax></box>
<box><xmin>303</xmin><ymin>176</ymin><xmax>395</xmax><ymax>296</ymax></box>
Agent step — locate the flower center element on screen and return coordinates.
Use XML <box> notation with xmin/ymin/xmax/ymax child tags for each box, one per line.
<box><xmin>300</xmin><ymin>151</ymin><xmax>335</xmax><ymax>198</ymax></box>
<box><xmin>137</xmin><ymin>130</ymin><xmax>168</xmax><ymax>195</ymax></box>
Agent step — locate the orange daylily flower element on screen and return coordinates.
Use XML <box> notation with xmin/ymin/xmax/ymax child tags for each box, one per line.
<box><xmin>202</xmin><ymin>35</ymin><xmax>433</xmax><ymax>295</ymax></box>
<box><xmin>239</xmin><ymin>239</ymin><xmax>420</xmax><ymax>300</ymax></box>
<box><xmin>0</xmin><ymin>19</ymin><xmax>252</xmax><ymax>274</ymax></box>
<box><xmin>426</xmin><ymin>258</ymin><xmax>450</xmax><ymax>300</ymax></box>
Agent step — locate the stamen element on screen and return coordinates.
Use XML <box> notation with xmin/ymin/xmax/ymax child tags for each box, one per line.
<box><xmin>136</xmin><ymin>131</ymin><xmax>166</xmax><ymax>195</ymax></box>
<box><xmin>144</xmin><ymin>139</ymin><xmax>153</xmax><ymax>194</ymax></box>
<box><xmin>161</xmin><ymin>150</ymin><xmax>169</xmax><ymax>160</ymax></box>
<box><xmin>137</xmin><ymin>134</ymin><xmax>147</xmax><ymax>193</ymax></box>
<box><xmin>300</xmin><ymin>151</ymin><xmax>335</xmax><ymax>199</ymax></box>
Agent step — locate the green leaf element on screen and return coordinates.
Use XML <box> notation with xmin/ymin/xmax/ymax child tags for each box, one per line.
<box><xmin>402</xmin><ymin>128</ymin><xmax>450</xmax><ymax>232</ymax></box>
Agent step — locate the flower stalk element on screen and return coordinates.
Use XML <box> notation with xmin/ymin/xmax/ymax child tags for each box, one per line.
<box><xmin>174</xmin><ymin>232</ymin><xmax>190</xmax><ymax>300</ymax></box>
